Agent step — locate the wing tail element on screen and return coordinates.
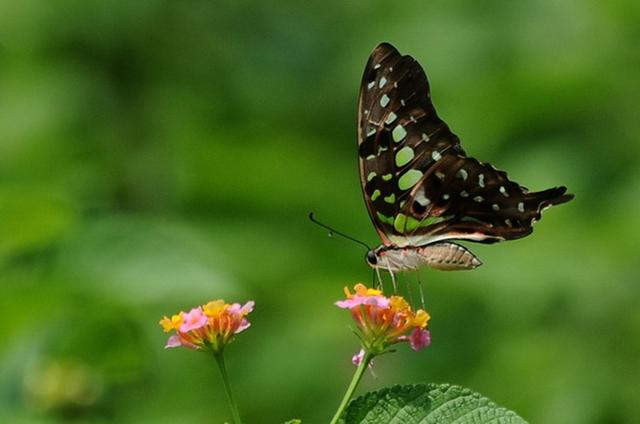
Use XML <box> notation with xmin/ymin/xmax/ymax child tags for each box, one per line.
<box><xmin>529</xmin><ymin>187</ymin><xmax>574</xmax><ymax>215</ymax></box>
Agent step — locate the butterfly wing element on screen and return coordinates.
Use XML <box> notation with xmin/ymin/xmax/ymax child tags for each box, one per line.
<box><xmin>357</xmin><ymin>42</ymin><xmax>465</xmax><ymax>245</ymax></box>
<box><xmin>357</xmin><ymin>43</ymin><xmax>573</xmax><ymax>248</ymax></box>
<box><xmin>398</xmin><ymin>156</ymin><xmax>573</xmax><ymax>247</ymax></box>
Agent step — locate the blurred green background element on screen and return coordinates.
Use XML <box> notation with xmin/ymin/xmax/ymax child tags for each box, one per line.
<box><xmin>1</xmin><ymin>0</ymin><xmax>639</xmax><ymax>423</ymax></box>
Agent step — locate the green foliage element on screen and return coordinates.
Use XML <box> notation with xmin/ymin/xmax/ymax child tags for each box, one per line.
<box><xmin>342</xmin><ymin>384</ymin><xmax>526</xmax><ymax>424</ymax></box>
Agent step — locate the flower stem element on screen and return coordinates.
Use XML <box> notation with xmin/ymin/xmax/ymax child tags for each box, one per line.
<box><xmin>214</xmin><ymin>351</ymin><xmax>242</xmax><ymax>424</ymax></box>
<box><xmin>329</xmin><ymin>350</ymin><xmax>373</xmax><ymax>424</ymax></box>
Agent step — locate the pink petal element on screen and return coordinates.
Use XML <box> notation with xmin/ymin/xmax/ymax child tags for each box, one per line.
<box><xmin>227</xmin><ymin>303</ymin><xmax>241</xmax><ymax>314</ymax></box>
<box><xmin>179</xmin><ymin>307</ymin><xmax>208</xmax><ymax>332</ymax></box>
<box><xmin>235</xmin><ymin>318</ymin><xmax>251</xmax><ymax>333</ymax></box>
<box><xmin>351</xmin><ymin>349</ymin><xmax>375</xmax><ymax>370</ymax></box>
<box><xmin>165</xmin><ymin>334</ymin><xmax>183</xmax><ymax>349</ymax></box>
<box><xmin>241</xmin><ymin>301</ymin><xmax>255</xmax><ymax>314</ymax></box>
<box><xmin>352</xmin><ymin>349</ymin><xmax>365</xmax><ymax>366</ymax></box>
<box><xmin>409</xmin><ymin>329</ymin><xmax>431</xmax><ymax>351</ymax></box>
<box><xmin>336</xmin><ymin>295</ymin><xmax>390</xmax><ymax>310</ymax></box>
<box><xmin>362</xmin><ymin>295</ymin><xmax>390</xmax><ymax>308</ymax></box>
<box><xmin>335</xmin><ymin>298</ymin><xmax>360</xmax><ymax>309</ymax></box>
<box><xmin>228</xmin><ymin>300</ymin><xmax>255</xmax><ymax>315</ymax></box>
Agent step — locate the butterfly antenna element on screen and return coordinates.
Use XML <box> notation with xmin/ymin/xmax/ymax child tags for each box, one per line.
<box><xmin>308</xmin><ymin>212</ymin><xmax>371</xmax><ymax>251</ymax></box>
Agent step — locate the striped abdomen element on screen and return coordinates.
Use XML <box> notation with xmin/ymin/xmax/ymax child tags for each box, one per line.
<box><xmin>370</xmin><ymin>242</ymin><xmax>482</xmax><ymax>272</ymax></box>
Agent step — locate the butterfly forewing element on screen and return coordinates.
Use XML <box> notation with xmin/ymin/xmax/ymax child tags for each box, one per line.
<box><xmin>357</xmin><ymin>43</ymin><xmax>573</xmax><ymax>248</ymax></box>
<box><xmin>357</xmin><ymin>43</ymin><xmax>464</xmax><ymax>244</ymax></box>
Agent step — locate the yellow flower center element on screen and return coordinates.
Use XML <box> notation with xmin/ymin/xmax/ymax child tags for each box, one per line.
<box><xmin>203</xmin><ymin>300</ymin><xmax>225</xmax><ymax>317</ymax></box>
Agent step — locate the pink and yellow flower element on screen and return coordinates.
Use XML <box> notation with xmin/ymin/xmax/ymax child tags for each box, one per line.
<box><xmin>159</xmin><ymin>299</ymin><xmax>254</xmax><ymax>353</ymax></box>
<box><xmin>336</xmin><ymin>283</ymin><xmax>431</xmax><ymax>357</ymax></box>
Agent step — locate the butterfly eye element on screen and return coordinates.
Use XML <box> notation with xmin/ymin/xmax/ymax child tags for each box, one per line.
<box><xmin>366</xmin><ymin>251</ymin><xmax>378</xmax><ymax>265</ymax></box>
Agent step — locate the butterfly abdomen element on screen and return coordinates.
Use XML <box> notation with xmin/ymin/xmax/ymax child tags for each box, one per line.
<box><xmin>373</xmin><ymin>242</ymin><xmax>482</xmax><ymax>272</ymax></box>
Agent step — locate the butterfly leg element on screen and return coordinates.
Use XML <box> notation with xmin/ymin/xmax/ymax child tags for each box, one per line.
<box><xmin>375</xmin><ymin>268</ymin><xmax>384</xmax><ymax>291</ymax></box>
<box><xmin>416</xmin><ymin>268</ymin><xmax>426</xmax><ymax>309</ymax></box>
<box><xmin>386</xmin><ymin>263</ymin><xmax>398</xmax><ymax>293</ymax></box>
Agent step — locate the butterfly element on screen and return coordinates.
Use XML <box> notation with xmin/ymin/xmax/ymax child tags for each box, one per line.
<box><xmin>358</xmin><ymin>43</ymin><xmax>574</xmax><ymax>274</ymax></box>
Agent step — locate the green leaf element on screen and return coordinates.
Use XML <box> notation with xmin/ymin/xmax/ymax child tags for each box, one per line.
<box><xmin>341</xmin><ymin>384</ymin><xmax>527</xmax><ymax>424</ymax></box>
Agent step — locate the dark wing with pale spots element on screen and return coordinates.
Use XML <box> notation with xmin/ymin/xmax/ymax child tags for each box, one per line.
<box><xmin>400</xmin><ymin>156</ymin><xmax>574</xmax><ymax>246</ymax></box>
<box><xmin>357</xmin><ymin>43</ymin><xmax>574</xmax><ymax>248</ymax></box>
<box><xmin>357</xmin><ymin>42</ymin><xmax>465</xmax><ymax>245</ymax></box>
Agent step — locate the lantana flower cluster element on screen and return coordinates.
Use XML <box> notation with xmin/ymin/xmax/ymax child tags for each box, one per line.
<box><xmin>159</xmin><ymin>299</ymin><xmax>254</xmax><ymax>353</ymax></box>
<box><xmin>336</xmin><ymin>283</ymin><xmax>431</xmax><ymax>359</ymax></box>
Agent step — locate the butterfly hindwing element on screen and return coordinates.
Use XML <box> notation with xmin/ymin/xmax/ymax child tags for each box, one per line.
<box><xmin>398</xmin><ymin>155</ymin><xmax>573</xmax><ymax>246</ymax></box>
<box><xmin>357</xmin><ymin>43</ymin><xmax>573</xmax><ymax>248</ymax></box>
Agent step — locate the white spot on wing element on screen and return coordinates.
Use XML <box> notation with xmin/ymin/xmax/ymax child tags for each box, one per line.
<box><xmin>379</xmin><ymin>77</ymin><xmax>387</xmax><ymax>88</ymax></box>
<box><xmin>456</xmin><ymin>169</ymin><xmax>468</xmax><ymax>181</ymax></box>
<box><xmin>395</xmin><ymin>146</ymin><xmax>415</xmax><ymax>167</ymax></box>
<box><xmin>499</xmin><ymin>186</ymin><xmax>509</xmax><ymax>197</ymax></box>
<box><xmin>421</xmin><ymin>133</ymin><xmax>430</xmax><ymax>142</ymax></box>
<box><xmin>478</xmin><ymin>174</ymin><xmax>485</xmax><ymax>188</ymax></box>
<box><xmin>474</xmin><ymin>196</ymin><xmax>484</xmax><ymax>202</ymax></box>
<box><xmin>398</xmin><ymin>169</ymin><xmax>423</xmax><ymax>190</ymax></box>
<box><xmin>492</xmin><ymin>203</ymin><xmax>500</xmax><ymax>211</ymax></box>
<box><xmin>367</xmin><ymin>81</ymin><xmax>375</xmax><ymax>90</ymax></box>
<box><xmin>460</xmin><ymin>190</ymin><xmax>469</xmax><ymax>198</ymax></box>
<box><xmin>431</xmin><ymin>151</ymin><xmax>442</xmax><ymax>161</ymax></box>
<box><xmin>385</xmin><ymin>112</ymin><xmax>398</xmax><ymax>125</ymax></box>
<box><xmin>380</xmin><ymin>94</ymin><xmax>390</xmax><ymax>107</ymax></box>
<box><xmin>415</xmin><ymin>189</ymin><xmax>431</xmax><ymax>207</ymax></box>
<box><xmin>366</xmin><ymin>127</ymin><xmax>376</xmax><ymax>137</ymax></box>
<box><xmin>392</xmin><ymin>125</ymin><xmax>407</xmax><ymax>142</ymax></box>
<box><xmin>518</xmin><ymin>202</ymin><xmax>525</xmax><ymax>212</ymax></box>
